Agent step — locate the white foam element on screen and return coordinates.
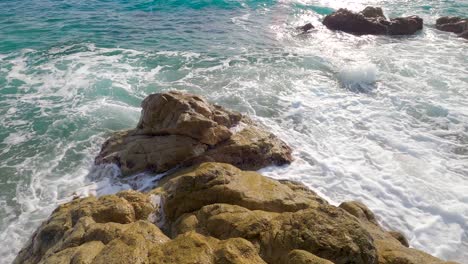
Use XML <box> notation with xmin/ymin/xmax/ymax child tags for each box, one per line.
<box><xmin>3</xmin><ymin>132</ymin><xmax>31</xmax><ymax>145</ymax></box>
<box><xmin>1</xmin><ymin>6</ymin><xmax>467</xmax><ymax>263</ymax></box>
<box><xmin>148</xmin><ymin>194</ymin><xmax>166</xmax><ymax>228</ymax></box>
<box><xmin>338</xmin><ymin>63</ymin><xmax>378</xmax><ymax>92</ymax></box>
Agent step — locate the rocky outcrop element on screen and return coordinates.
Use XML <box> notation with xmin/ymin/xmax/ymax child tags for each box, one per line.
<box><xmin>136</xmin><ymin>91</ymin><xmax>241</xmax><ymax>146</ymax></box>
<box><xmin>338</xmin><ymin>201</ymin><xmax>458</xmax><ymax>264</ymax></box>
<box><xmin>436</xmin><ymin>17</ymin><xmax>468</xmax><ymax>33</ymax></box>
<box><xmin>360</xmin><ymin>7</ymin><xmax>386</xmax><ymax>19</ymax></box>
<box><xmin>322</xmin><ymin>7</ymin><xmax>423</xmax><ymax>35</ymax></box>
<box><xmin>436</xmin><ymin>16</ymin><xmax>468</xmax><ymax>39</ymax></box>
<box><xmin>16</xmin><ymin>91</ymin><xmax>460</xmax><ymax>264</ymax></box>
<box><xmin>296</xmin><ymin>23</ymin><xmax>315</xmax><ymax>33</ymax></box>
<box><xmin>386</xmin><ymin>16</ymin><xmax>424</xmax><ymax>35</ymax></box>
<box><xmin>95</xmin><ymin>91</ymin><xmax>292</xmax><ymax>176</ymax></box>
<box><xmin>15</xmin><ymin>163</ymin><xmax>458</xmax><ymax>264</ymax></box>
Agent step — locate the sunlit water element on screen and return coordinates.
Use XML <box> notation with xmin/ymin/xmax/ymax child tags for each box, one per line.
<box><xmin>0</xmin><ymin>0</ymin><xmax>467</xmax><ymax>263</ymax></box>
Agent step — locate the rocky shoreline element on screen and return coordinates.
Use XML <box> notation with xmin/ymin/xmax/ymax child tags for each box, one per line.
<box><xmin>14</xmin><ymin>91</ymin><xmax>460</xmax><ymax>264</ymax></box>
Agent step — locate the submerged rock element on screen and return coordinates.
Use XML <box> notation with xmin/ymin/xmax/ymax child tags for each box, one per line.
<box><xmin>296</xmin><ymin>23</ymin><xmax>315</xmax><ymax>33</ymax></box>
<box><xmin>15</xmin><ymin>163</ymin><xmax>458</xmax><ymax>264</ymax></box>
<box><xmin>322</xmin><ymin>6</ymin><xmax>423</xmax><ymax>35</ymax></box>
<box><xmin>95</xmin><ymin>91</ymin><xmax>292</xmax><ymax>176</ymax></box>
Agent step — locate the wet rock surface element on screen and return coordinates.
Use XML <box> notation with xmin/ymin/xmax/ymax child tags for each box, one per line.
<box><xmin>436</xmin><ymin>16</ymin><xmax>468</xmax><ymax>39</ymax></box>
<box><xmin>95</xmin><ymin>91</ymin><xmax>293</xmax><ymax>176</ymax></box>
<box><xmin>436</xmin><ymin>17</ymin><xmax>468</xmax><ymax>33</ymax></box>
<box><xmin>297</xmin><ymin>23</ymin><xmax>315</xmax><ymax>33</ymax></box>
<box><xmin>458</xmin><ymin>30</ymin><xmax>468</xmax><ymax>39</ymax></box>
<box><xmin>16</xmin><ymin>92</ymin><xmax>460</xmax><ymax>264</ymax></box>
<box><xmin>322</xmin><ymin>7</ymin><xmax>423</xmax><ymax>35</ymax></box>
<box><xmin>15</xmin><ymin>163</ymin><xmax>460</xmax><ymax>264</ymax></box>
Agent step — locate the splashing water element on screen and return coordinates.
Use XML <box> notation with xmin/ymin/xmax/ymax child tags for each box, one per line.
<box><xmin>0</xmin><ymin>0</ymin><xmax>467</xmax><ymax>263</ymax></box>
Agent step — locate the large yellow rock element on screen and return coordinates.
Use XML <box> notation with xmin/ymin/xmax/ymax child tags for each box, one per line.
<box><xmin>38</xmin><ymin>241</ymin><xmax>105</xmax><ymax>264</ymax></box>
<box><xmin>95</xmin><ymin>131</ymin><xmax>207</xmax><ymax>176</ymax></box>
<box><xmin>150</xmin><ymin>163</ymin><xmax>325</xmax><ymax>222</ymax></box>
<box><xmin>14</xmin><ymin>191</ymin><xmax>158</xmax><ymax>264</ymax></box>
<box><xmin>287</xmin><ymin>250</ymin><xmax>334</xmax><ymax>264</ymax></box>
<box><xmin>15</xmin><ymin>163</ymin><xmax>458</xmax><ymax>264</ymax></box>
<box><xmin>186</xmin><ymin>123</ymin><xmax>293</xmax><ymax>171</ymax></box>
<box><xmin>153</xmin><ymin>163</ymin><xmax>378</xmax><ymax>264</ymax></box>
<box><xmin>137</xmin><ymin>91</ymin><xmax>242</xmax><ymax>146</ymax></box>
<box><xmin>95</xmin><ymin>91</ymin><xmax>293</xmax><ymax>176</ymax></box>
<box><xmin>339</xmin><ymin>201</ymin><xmax>457</xmax><ymax>264</ymax></box>
<box><xmin>148</xmin><ymin>232</ymin><xmax>266</xmax><ymax>264</ymax></box>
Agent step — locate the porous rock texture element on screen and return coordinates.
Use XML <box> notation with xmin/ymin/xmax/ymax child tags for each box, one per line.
<box><xmin>95</xmin><ymin>91</ymin><xmax>293</xmax><ymax>176</ymax></box>
<box><xmin>322</xmin><ymin>7</ymin><xmax>423</xmax><ymax>35</ymax></box>
<box><xmin>15</xmin><ymin>163</ymin><xmax>459</xmax><ymax>264</ymax></box>
<box><xmin>16</xmin><ymin>92</ymin><xmax>460</xmax><ymax>264</ymax></box>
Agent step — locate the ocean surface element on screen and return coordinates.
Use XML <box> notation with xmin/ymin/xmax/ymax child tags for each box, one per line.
<box><xmin>0</xmin><ymin>0</ymin><xmax>467</xmax><ymax>263</ymax></box>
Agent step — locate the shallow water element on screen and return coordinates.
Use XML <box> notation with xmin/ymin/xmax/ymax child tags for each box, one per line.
<box><xmin>0</xmin><ymin>0</ymin><xmax>467</xmax><ymax>263</ymax></box>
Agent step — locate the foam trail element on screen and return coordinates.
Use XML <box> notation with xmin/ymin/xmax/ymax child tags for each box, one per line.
<box><xmin>1</xmin><ymin>1</ymin><xmax>468</xmax><ymax>263</ymax></box>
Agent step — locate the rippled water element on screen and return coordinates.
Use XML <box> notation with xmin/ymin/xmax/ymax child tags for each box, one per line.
<box><xmin>1</xmin><ymin>0</ymin><xmax>467</xmax><ymax>263</ymax></box>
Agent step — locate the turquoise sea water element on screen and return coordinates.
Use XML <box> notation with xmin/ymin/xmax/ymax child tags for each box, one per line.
<box><xmin>1</xmin><ymin>0</ymin><xmax>467</xmax><ymax>263</ymax></box>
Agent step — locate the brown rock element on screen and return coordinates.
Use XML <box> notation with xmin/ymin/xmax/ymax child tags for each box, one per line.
<box><xmin>323</xmin><ymin>8</ymin><xmax>388</xmax><ymax>35</ymax></box>
<box><xmin>148</xmin><ymin>232</ymin><xmax>267</xmax><ymax>264</ymax></box>
<box><xmin>360</xmin><ymin>6</ymin><xmax>386</xmax><ymax>19</ymax></box>
<box><xmin>137</xmin><ymin>91</ymin><xmax>241</xmax><ymax>146</ymax></box>
<box><xmin>436</xmin><ymin>16</ymin><xmax>468</xmax><ymax>33</ymax></box>
<box><xmin>95</xmin><ymin>130</ymin><xmax>207</xmax><ymax>176</ymax></box>
<box><xmin>15</xmin><ymin>163</ymin><xmax>458</xmax><ymax>264</ymax></box>
<box><xmin>388</xmin><ymin>16</ymin><xmax>423</xmax><ymax>35</ymax></box>
<box><xmin>297</xmin><ymin>23</ymin><xmax>315</xmax><ymax>33</ymax></box>
<box><xmin>339</xmin><ymin>200</ymin><xmax>379</xmax><ymax>225</ymax></box>
<box><xmin>13</xmin><ymin>190</ymin><xmax>159</xmax><ymax>264</ymax></box>
<box><xmin>459</xmin><ymin>30</ymin><xmax>468</xmax><ymax>39</ymax></box>
<box><xmin>95</xmin><ymin>91</ymin><xmax>293</xmax><ymax>176</ymax></box>
<box><xmin>339</xmin><ymin>200</ymin><xmax>457</xmax><ymax>264</ymax></box>
<box><xmin>388</xmin><ymin>231</ymin><xmax>410</xmax><ymax>247</ymax></box>
<box><xmin>156</xmin><ymin>163</ymin><xmax>378</xmax><ymax>264</ymax></box>
<box><xmin>38</xmin><ymin>241</ymin><xmax>105</xmax><ymax>264</ymax></box>
<box><xmin>287</xmin><ymin>250</ymin><xmax>334</xmax><ymax>264</ymax></box>
<box><xmin>376</xmin><ymin>239</ymin><xmax>457</xmax><ymax>264</ymax></box>
<box><xmin>323</xmin><ymin>7</ymin><xmax>423</xmax><ymax>36</ymax></box>
<box><xmin>150</xmin><ymin>163</ymin><xmax>323</xmax><ymax>223</ymax></box>
<box><xmin>173</xmin><ymin>202</ymin><xmax>377</xmax><ymax>264</ymax></box>
<box><xmin>186</xmin><ymin>123</ymin><xmax>293</xmax><ymax>171</ymax></box>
